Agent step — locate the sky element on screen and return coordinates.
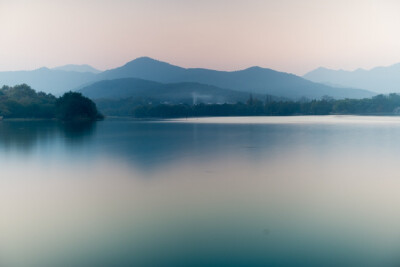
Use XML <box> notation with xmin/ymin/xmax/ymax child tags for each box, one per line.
<box><xmin>1</xmin><ymin>0</ymin><xmax>400</xmax><ymax>75</ymax></box>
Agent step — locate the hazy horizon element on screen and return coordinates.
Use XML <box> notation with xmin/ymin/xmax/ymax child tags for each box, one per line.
<box><xmin>3</xmin><ymin>56</ymin><xmax>400</xmax><ymax>75</ymax></box>
<box><xmin>2</xmin><ymin>0</ymin><xmax>400</xmax><ymax>75</ymax></box>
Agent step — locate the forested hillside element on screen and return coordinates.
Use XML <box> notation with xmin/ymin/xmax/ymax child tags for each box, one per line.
<box><xmin>0</xmin><ymin>84</ymin><xmax>102</xmax><ymax>120</ymax></box>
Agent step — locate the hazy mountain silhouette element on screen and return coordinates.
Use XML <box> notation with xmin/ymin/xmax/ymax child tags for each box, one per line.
<box><xmin>52</xmin><ymin>64</ymin><xmax>101</xmax><ymax>74</ymax></box>
<box><xmin>96</xmin><ymin>57</ymin><xmax>375</xmax><ymax>99</ymax></box>
<box><xmin>0</xmin><ymin>68</ymin><xmax>96</xmax><ymax>95</ymax></box>
<box><xmin>0</xmin><ymin>57</ymin><xmax>375</xmax><ymax>99</ymax></box>
<box><xmin>304</xmin><ymin>64</ymin><xmax>400</xmax><ymax>93</ymax></box>
<box><xmin>80</xmin><ymin>77</ymin><xmax>264</xmax><ymax>104</ymax></box>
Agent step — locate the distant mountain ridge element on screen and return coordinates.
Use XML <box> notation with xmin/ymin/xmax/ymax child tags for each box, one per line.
<box><xmin>0</xmin><ymin>57</ymin><xmax>375</xmax><ymax>99</ymax></box>
<box><xmin>52</xmin><ymin>64</ymin><xmax>101</xmax><ymax>74</ymax></box>
<box><xmin>0</xmin><ymin>68</ymin><xmax>96</xmax><ymax>95</ymax></box>
<box><xmin>96</xmin><ymin>57</ymin><xmax>375</xmax><ymax>99</ymax></box>
<box><xmin>304</xmin><ymin>64</ymin><xmax>400</xmax><ymax>93</ymax></box>
<box><xmin>79</xmin><ymin>77</ymin><xmax>264</xmax><ymax>104</ymax></box>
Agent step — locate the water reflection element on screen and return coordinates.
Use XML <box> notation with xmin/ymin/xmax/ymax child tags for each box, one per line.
<box><xmin>2</xmin><ymin>117</ymin><xmax>400</xmax><ymax>266</ymax></box>
<box><xmin>3</xmin><ymin>117</ymin><xmax>400</xmax><ymax>171</ymax></box>
<box><xmin>59</xmin><ymin>121</ymin><xmax>97</xmax><ymax>144</ymax></box>
<box><xmin>0</xmin><ymin>120</ymin><xmax>96</xmax><ymax>151</ymax></box>
<box><xmin>89</xmin><ymin>118</ymin><xmax>400</xmax><ymax>172</ymax></box>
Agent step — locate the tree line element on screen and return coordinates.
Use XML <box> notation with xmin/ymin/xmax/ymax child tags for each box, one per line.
<box><xmin>131</xmin><ymin>94</ymin><xmax>400</xmax><ymax>118</ymax></box>
<box><xmin>0</xmin><ymin>84</ymin><xmax>103</xmax><ymax>120</ymax></box>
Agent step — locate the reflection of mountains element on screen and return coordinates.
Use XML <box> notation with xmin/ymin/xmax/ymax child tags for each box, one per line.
<box><xmin>0</xmin><ymin>120</ymin><xmax>96</xmax><ymax>151</ymax></box>
<box><xmin>0</xmin><ymin>119</ymin><xmax>276</xmax><ymax>170</ymax></box>
<box><xmin>93</xmin><ymin>120</ymin><xmax>288</xmax><ymax>170</ymax></box>
<box><xmin>95</xmin><ymin>120</ymin><xmax>374</xmax><ymax>171</ymax></box>
<box><xmin>0</xmin><ymin>119</ymin><xmax>320</xmax><ymax>171</ymax></box>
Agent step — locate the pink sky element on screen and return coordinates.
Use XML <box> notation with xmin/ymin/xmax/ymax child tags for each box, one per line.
<box><xmin>1</xmin><ymin>0</ymin><xmax>400</xmax><ymax>75</ymax></box>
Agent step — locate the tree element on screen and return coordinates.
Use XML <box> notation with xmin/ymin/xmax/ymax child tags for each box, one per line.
<box><xmin>56</xmin><ymin>92</ymin><xmax>103</xmax><ymax>121</ymax></box>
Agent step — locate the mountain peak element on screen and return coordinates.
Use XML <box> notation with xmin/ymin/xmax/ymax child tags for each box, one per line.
<box><xmin>123</xmin><ymin>57</ymin><xmax>187</xmax><ymax>71</ymax></box>
<box><xmin>312</xmin><ymin>67</ymin><xmax>331</xmax><ymax>72</ymax></box>
<box><xmin>35</xmin><ymin>67</ymin><xmax>50</xmax><ymax>71</ymax></box>
<box><xmin>125</xmin><ymin>57</ymin><xmax>168</xmax><ymax>66</ymax></box>
<box><xmin>244</xmin><ymin>66</ymin><xmax>263</xmax><ymax>71</ymax></box>
<box><xmin>53</xmin><ymin>64</ymin><xmax>101</xmax><ymax>74</ymax></box>
<box><xmin>132</xmin><ymin>56</ymin><xmax>158</xmax><ymax>62</ymax></box>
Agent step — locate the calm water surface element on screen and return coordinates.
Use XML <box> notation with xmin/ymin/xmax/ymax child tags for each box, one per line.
<box><xmin>2</xmin><ymin>116</ymin><xmax>400</xmax><ymax>267</ymax></box>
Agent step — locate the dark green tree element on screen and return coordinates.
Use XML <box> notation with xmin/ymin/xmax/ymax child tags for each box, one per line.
<box><xmin>56</xmin><ymin>92</ymin><xmax>103</xmax><ymax>121</ymax></box>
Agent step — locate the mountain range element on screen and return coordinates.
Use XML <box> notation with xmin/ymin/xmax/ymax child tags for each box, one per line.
<box><xmin>94</xmin><ymin>57</ymin><xmax>374</xmax><ymax>99</ymax></box>
<box><xmin>80</xmin><ymin>78</ymin><xmax>261</xmax><ymax>104</ymax></box>
<box><xmin>0</xmin><ymin>57</ymin><xmax>375</xmax><ymax>100</ymax></box>
<box><xmin>304</xmin><ymin>64</ymin><xmax>400</xmax><ymax>94</ymax></box>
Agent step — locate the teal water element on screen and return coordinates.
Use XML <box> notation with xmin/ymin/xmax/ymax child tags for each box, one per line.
<box><xmin>2</xmin><ymin>116</ymin><xmax>400</xmax><ymax>266</ymax></box>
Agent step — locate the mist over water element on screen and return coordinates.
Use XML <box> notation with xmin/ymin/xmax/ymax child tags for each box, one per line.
<box><xmin>2</xmin><ymin>117</ymin><xmax>400</xmax><ymax>266</ymax></box>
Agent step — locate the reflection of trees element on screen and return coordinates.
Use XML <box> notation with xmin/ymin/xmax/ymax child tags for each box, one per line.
<box><xmin>0</xmin><ymin>119</ymin><xmax>288</xmax><ymax>170</ymax></box>
<box><xmin>0</xmin><ymin>120</ymin><xmax>96</xmax><ymax>152</ymax></box>
<box><xmin>92</xmin><ymin>121</ymin><xmax>273</xmax><ymax>170</ymax></box>
<box><xmin>59</xmin><ymin>121</ymin><xmax>96</xmax><ymax>145</ymax></box>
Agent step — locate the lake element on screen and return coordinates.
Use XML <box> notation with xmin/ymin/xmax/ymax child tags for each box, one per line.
<box><xmin>2</xmin><ymin>116</ymin><xmax>400</xmax><ymax>267</ymax></box>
